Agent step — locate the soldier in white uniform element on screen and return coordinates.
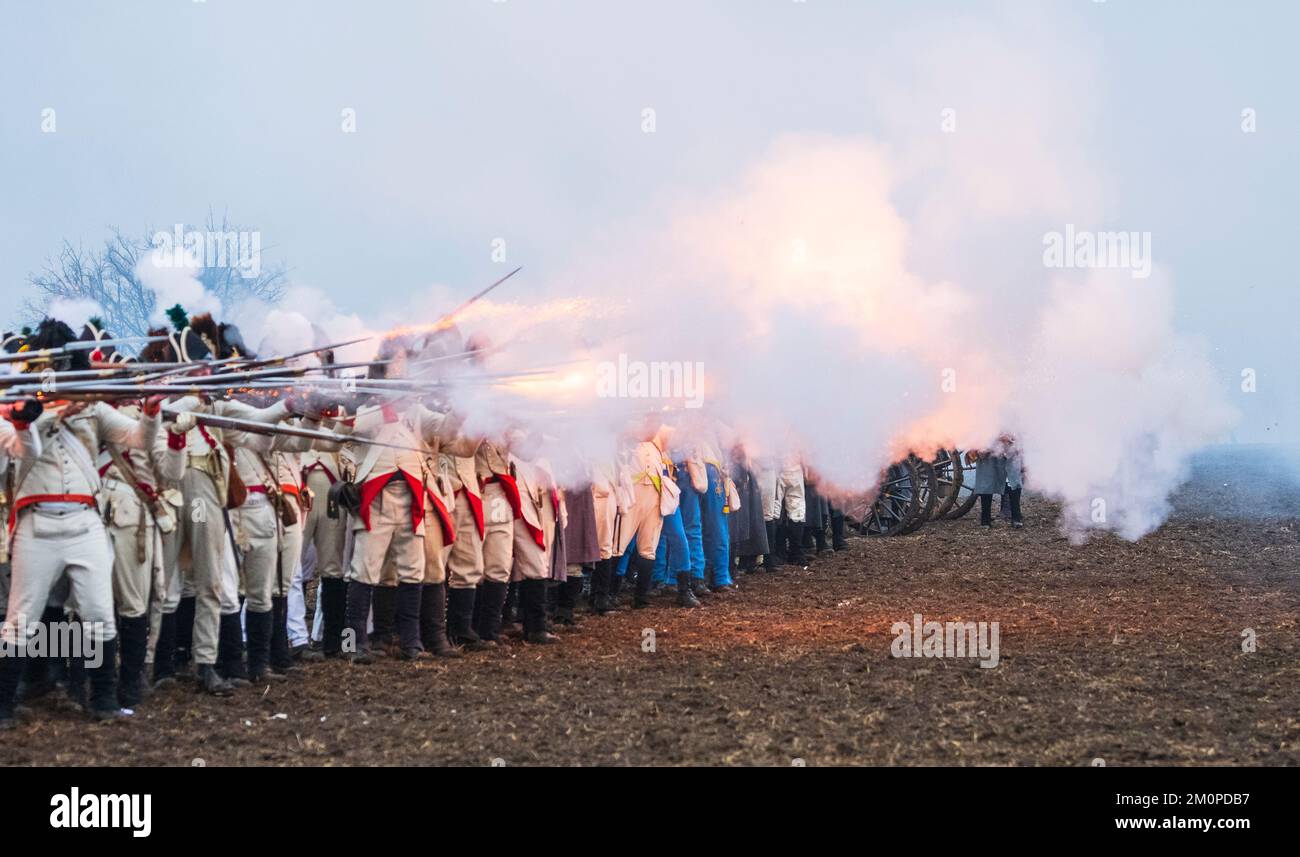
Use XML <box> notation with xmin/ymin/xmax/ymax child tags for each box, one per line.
<box><xmin>508</xmin><ymin>451</ymin><xmax>563</xmax><ymax>644</ymax></box>
<box><xmin>297</xmin><ymin>420</ymin><xmax>348</xmax><ymax>657</ymax></box>
<box><xmin>0</xmin><ymin>399</ymin><xmax>43</xmax><ymax>728</ymax></box>
<box><xmin>421</xmin><ymin>436</ymin><xmax>478</xmax><ymax>657</ymax></box>
<box><xmin>156</xmin><ymin>394</ymin><xmax>295</xmax><ymax>694</ymax></box>
<box><xmin>442</xmin><ymin>439</ymin><xmax>490</xmax><ymax>649</ymax></box>
<box><xmin>0</xmin><ymin>395</ymin><xmax>159</xmax><ymax>725</ymax></box>
<box><xmin>340</xmin><ymin>400</ymin><xmax>460</xmax><ymax>662</ymax></box>
<box><xmin>759</xmin><ymin>452</ymin><xmax>807</xmax><ymax>569</ymax></box>
<box><xmin>471</xmin><ymin>438</ymin><xmax>518</xmax><ymax>643</ymax></box>
<box><xmin>98</xmin><ymin>401</ymin><xmax>180</xmax><ymax>708</ymax></box>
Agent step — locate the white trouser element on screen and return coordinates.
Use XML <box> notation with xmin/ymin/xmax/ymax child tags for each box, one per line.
<box><xmin>446</xmin><ymin>492</ymin><xmax>484</xmax><ymax>588</ymax></box>
<box><xmin>593</xmin><ymin>485</ymin><xmax>617</xmax><ymax>560</ymax></box>
<box><xmin>277</xmin><ymin>518</ymin><xmax>302</xmax><ymax>600</ymax></box>
<box><xmin>164</xmin><ymin>467</ymin><xmax>226</xmax><ymax>664</ymax></box>
<box><xmin>231</xmin><ymin>498</ymin><xmax>279</xmax><ymax>613</ymax></box>
<box><xmin>348</xmin><ymin>482</ymin><xmax>424</xmax><ymax>586</ymax></box>
<box><xmin>302</xmin><ymin>471</ymin><xmax>346</xmax><ymax>579</ymax></box>
<box><xmin>288</xmin><ymin>542</ymin><xmax>315</xmax><ymax>648</ymax></box>
<box><xmin>105</xmin><ymin>484</ymin><xmax>163</xmax><ymax>620</ymax></box>
<box><xmin>4</xmin><ymin>506</ymin><xmax>116</xmax><ymax>645</ymax></box>
<box><xmin>759</xmin><ymin>462</ymin><xmax>806</xmax><ymax>523</ymax></box>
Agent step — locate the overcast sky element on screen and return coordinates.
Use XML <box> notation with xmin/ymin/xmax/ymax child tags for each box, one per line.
<box><xmin>1</xmin><ymin>0</ymin><xmax>1295</xmax><ymax>441</ymax></box>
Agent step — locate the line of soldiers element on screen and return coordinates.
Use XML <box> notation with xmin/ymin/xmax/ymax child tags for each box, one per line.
<box><xmin>0</xmin><ymin>314</ymin><xmax>848</xmax><ymax>728</ymax></box>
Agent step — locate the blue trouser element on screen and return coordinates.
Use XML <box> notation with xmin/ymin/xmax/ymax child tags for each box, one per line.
<box><xmin>617</xmin><ymin>538</ymin><xmax>634</xmax><ymax>577</ymax></box>
<box><xmin>702</xmin><ymin>463</ymin><xmax>732</xmax><ymax>586</ymax></box>
<box><xmin>652</xmin><ymin>507</ymin><xmax>691</xmax><ymax>584</ymax></box>
<box><xmin>675</xmin><ymin>468</ymin><xmax>706</xmax><ymax>581</ymax></box>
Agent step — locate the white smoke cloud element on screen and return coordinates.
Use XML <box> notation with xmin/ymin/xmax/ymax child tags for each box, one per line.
<box><xmin>232</xmin><ymin>285</ymin><xmax>371</xmax><ymax>365</ymax></box>
<box><xmin>44</xmin><ymin>297</ymin><xmax>105</xmax><ymax>332</ymax></box>
<box><xmin>144</xmin><ymin>11</ymin><xmax>1237</xmax><ymax>541</ymax></box>
<box><xmin>136</xmin><ymin>249</ymin><xmax>221</xmax><ymax>326</ymax></box>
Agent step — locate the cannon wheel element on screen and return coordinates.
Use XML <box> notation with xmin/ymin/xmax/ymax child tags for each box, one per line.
<box><xmin>900</xmin><ymin>456</ymin><xmax>937</xmax><ymax>534</ymax></box>
<box><xmin>859</xmin><ymin>458</ymin><xmax>921</xmax><ymax>536</ymax></box>
<box><xmin>928</xmin><ymin>449</ymin><xmax>963</xmax><ymax>520</ymax></box>
<box><xmin>946</xmin><ymin>450</ymin><xmax>980</xmax><ymax>519</ymax></box>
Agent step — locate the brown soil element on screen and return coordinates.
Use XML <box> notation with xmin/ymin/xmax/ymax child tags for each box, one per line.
<box><xmin>3</xmin><ymin>502</ymin><xmax>1298</xmax><ymax>766</ymax></box>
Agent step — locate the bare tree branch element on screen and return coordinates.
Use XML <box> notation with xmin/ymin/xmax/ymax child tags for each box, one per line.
<box><xmin>19</xmin><ymin>219</ymin><xmax>287</xmax><ymax>336</ymax></box>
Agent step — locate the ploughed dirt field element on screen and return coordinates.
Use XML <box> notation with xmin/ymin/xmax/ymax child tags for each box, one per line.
<box><xmin>2</xmin><ymin>446</ymin><xmax>1298</xmax><ymax>767</ymax></box>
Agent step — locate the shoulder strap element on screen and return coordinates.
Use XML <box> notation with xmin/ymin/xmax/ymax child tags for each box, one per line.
<box><xmin>353</xmin><ymin>441</ymin><xmax>385</xmax><ymax>486</ymax></box>
<box><xmin>58</xmin><ymin>423</ymin><xmax>103</xmax><ymax>495</ymax></box>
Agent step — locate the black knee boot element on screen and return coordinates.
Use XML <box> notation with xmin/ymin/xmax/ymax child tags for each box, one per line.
<box><xmin>474</xmin><ymin>580</ymin><xmax>509</xmax><ymax>642</ymax></box>
<box><xmin>676</xmin><ymin>573</ymin><xmax>701</xmax><ymax>608</ymax></box>
<box><xmin>152</xmin><ymin>610</ymin><xmax>178</xmax><ymax>686</ymax></box>
<box><xmin>471</xmin><ymin>583</ymin><xmax>486</xmax><ymax>636</ymax></box>
<box><xmin>787</xmin><ymin>522</ymin><xmax>806</xmax><ymax>566</ymax></box>
<box><xmin>521</xmin><ymin>579</ymin><xmax>559</xmax><ymax>644</ymax></box>
<box><xmin>395</xmin><ymin>581</ymin><xmax>427</xmax><ymax>660</ymax></box>
<box><xmin>65</xmin><ymin>653</ymin><xmax>87</xmax><ymax>709</ymax></box>
<box><xmin>245</xmin><ymin>609</ymin><xmax>282</xmax><ymax>683</ymax></box>
<box><xmin>831</xmin><ymin>508</ymin><xmax>847</xmax><ymax>550</ymax></box>
<box><xmin>116</xmin><ymin>614</ymin><xmax>150</xmax><ymax>708</ymax></box>
<box><xmin>812</xmin><ymin>524</ymin><xmax>828</xmax><ymax>555</ymax></box>
<box><xmin>979</xmin><ymin>494</ymin><xmax>993</xmax><ymax>527</ymax></box>
<box><xmin>419</xmin><ymin>583</ymin><xmax>461</xmax><ymax>658</ymax></box>
<box><xmin>763</xmin><ymin>521</ymin><xmax>784</xmax><ymax>570</ymax></box>
<box><xmin>174</xmin><ymin>595</ymin><xmax>196</xmax><ymax>676</ymax></box>
<box><xmin>632</xmin><ymin>554</ymin><xmax>655</xmax><ymax>608</ymax></box>
<box><xmin>344</xmin><ymin>581</ymin><xmax>374</xmax><ymax>662</ymax></box>
<box><xmin>502</xmin><ymin>581</ymin><xmax>519</xmax><ymax>627</ymax></box>
<box><xmin>447</xmin><ymin>586</ymin><xmax>486</xmax><ymax>649</ymax></box>
<box><xmin>554</xmin><ymin>576</ymin><xmax>581</xmax><ymax>626</ymax></box>
<box><xmin>0</xmin><ymin>654</ymin><xmax>24</xmax><ymax>729</ymax></box>
<box><xmin>371</xmin><ymin>585</ymin><xmax>398</xmax><ymax>654</ymax></box>
<box><xmin>320</xmin><ymin>577</ymin><xmax>347</xmax><ymax>657</ymax></box>
<box><xmin>217</xmin><ymin>612</ymin><xmax>250</xmax><ymax>686</ymax></box>
<box><xmin>590</xmin><ymin>558</ymin><xmax>613</xmax><ymax>614</ymax></box>
<box><xmin>269</xmin><ymin>596</ymin><xmax>293</xmax><ymax>674</ymax></box>
<box><xmin>16</xmin><ymin>606</ymin><xmax>66</xmax><ymax>702</ymax></box>
<box><xmin>86</xmin><ymin>637</ymin><xmax>121</xmax><ymax>722</ymax></box>
<box><xmin>608</xmin><ymin>561</ymin><xmax>625</xmax><ymax>606</ymax></box>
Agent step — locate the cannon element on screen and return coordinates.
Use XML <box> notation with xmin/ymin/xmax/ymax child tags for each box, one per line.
<box><xmin>844</xmin><ymin>449</ymin><xmax>980</xmax><ymax>536</ymax></box>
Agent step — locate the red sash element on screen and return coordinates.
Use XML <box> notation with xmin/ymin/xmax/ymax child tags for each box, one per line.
<box><xmin>358</xmin><ymin>469</ymin><xmax>455</xmax><ymax>544</ymax></box>
<box><xmin>8</xmin><ymin>494</ymin><xmax>96</xmax><ymax>533</ymax></box>
<box><xmin>425</xmin><ymin>488</ymin><xmax>456</xmax><ymax>545</ymax></box>
<box><xmin>489</xmin><ymin>474</ymin><xmax>544</xmax><ymax>549</ymax></box>
<box><xmin>456</xmin><ymin>487</ymin><xmax>485</xmax><ymax>539</ymax></box>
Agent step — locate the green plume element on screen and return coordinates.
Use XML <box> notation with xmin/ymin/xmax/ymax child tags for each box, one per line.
<box><xmin>165</xmin><ymin>304</ymin><xmax>189</xmax><ymax>332</ymax></box>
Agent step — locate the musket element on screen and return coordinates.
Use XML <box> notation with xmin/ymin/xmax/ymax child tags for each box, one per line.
<box><xmin>0</xmin><ymin>383</ymin><xmax>260</xmax><ymax>401</ymax></box>
<box><xmin>160</xmin><ymin>409</ymin><xmax>429</xmax><ymax>453</ymax></box>
<box><xmin>121</xmin><ymin>337</ymin><xmax>375</xmax><ymax>384</ymax></box>
<box><xmin>223</xmin><ymin>336</ymin><xmax>376</xmax><ymax>373</ymax></box>
<box><xmin>0</xmin><ymin>335</ymin><xmax>170</xmax><ymax>365</ymax></box>
<box><xmin>132</xmin><ymin>351</ymin><xmax>386</xmax><ymax>385</ymax></box>
<box><xmin>0</xmin><ymin>367</ymin><xmax>139</xmax><ymax>387</ymax></box>
<box><xmin>129</xmin><ymin>354</ymin><xmax>273</xmax><ymax>383</ymax></box>
<box><xmin>156</xmin><ymin>360</ymin><xmax>387</xmax><ymax>386</ymax></box>
<box><xmin>436</xmin><ymin>266</ymin><xmax>521</xmax><ymax>329</ymax></box>
<box><xmin>389</xmin><ymin>267</ymin><xmax>523</xmax><ymax>341</ymax></box>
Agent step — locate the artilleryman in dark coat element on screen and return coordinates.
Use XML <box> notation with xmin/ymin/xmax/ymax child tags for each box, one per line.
<box><xmin>804</xmin><ymin>476</ymin><xmax>828</xmax><ymax>531</ymax></box>
<box><xmin>728</xmin><ymin>449</ymin><xmax>769</xmax><ymax>557</ymax></box>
